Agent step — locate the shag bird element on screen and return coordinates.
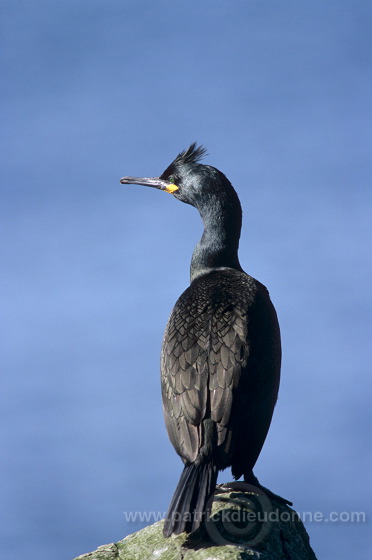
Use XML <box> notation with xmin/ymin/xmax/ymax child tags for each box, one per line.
<box><xmin>120</xmin><ymin>143</ymin><xmax>289</xmax><ymax>538</ymax></box>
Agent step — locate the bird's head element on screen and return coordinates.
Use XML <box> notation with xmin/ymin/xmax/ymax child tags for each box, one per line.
<box><xmin>120</xmin><ymin>143</ymin><xmax>234</xmax><ymax>211</ymax></box>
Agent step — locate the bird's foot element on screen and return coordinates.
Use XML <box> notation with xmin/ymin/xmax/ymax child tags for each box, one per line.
<box><xmin>242</xmin><ymin>473</ymin><xmax>293</xmax><ymax>506</ymax></box>
<box><xmin>251</xmin><ymin>483</ymin><xmax>292</xmax><ymax>506</ymax></box>
<box><xmin>214</xmin><ymin>478</ymin><xmax>292</xmax><ymax>506</ymax></box>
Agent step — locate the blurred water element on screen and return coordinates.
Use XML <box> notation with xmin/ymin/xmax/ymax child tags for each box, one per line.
<box><xmin>1</xmin><ymin>2</ymin><xmax>370</xmax><ymax>559</ymax></box>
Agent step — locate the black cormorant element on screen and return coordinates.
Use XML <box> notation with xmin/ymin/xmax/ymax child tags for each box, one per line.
<box><xmin>120</xmin><ymin>143</ymin><xmax>289</xmax><ymax>537</ymax></box>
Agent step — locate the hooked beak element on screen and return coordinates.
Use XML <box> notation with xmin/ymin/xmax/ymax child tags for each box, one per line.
<box><xmin>120</xmin><ymin>176</ymin><xmax>178</xmax><ymax>194</ymax></box>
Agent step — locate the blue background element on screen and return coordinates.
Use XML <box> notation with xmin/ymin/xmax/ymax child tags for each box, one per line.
<box><xmin>1</xmin><ymin>1</ymin><xmax>370</xmax><ymax>559</ymax></box>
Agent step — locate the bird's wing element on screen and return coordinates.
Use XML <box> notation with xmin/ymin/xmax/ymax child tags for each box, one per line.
<box><xmin>209</xmin><ymin>304</ymin><xmax>249</xmax><ymax>445</ymax></box>
<box><xmin>161</xmin><ymin>295</ymin><xmax>249</xmax><ymax>464</ymax></box>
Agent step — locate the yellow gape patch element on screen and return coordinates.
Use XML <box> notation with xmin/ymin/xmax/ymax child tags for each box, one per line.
<box><xmin>165</xmin><ymin>184</ymin><xmax>179</xmax><ymax>194</ymax></box>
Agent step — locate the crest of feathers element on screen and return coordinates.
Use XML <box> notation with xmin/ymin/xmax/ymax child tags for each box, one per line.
<box><xmin>173</xmin><ymin>143</ymin><xmax>208</xmax><ymax>166</ymax></box>
<box><xmin>162</xmin><ymin>143</ymin><xmax>207</xmax><ymax>178</ymax></box>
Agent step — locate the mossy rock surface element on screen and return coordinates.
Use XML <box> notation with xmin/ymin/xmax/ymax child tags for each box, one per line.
<box><xmin>74</xmin><ymin>490</ymin><xmax>317</xmax><ymax>560</ymax></box>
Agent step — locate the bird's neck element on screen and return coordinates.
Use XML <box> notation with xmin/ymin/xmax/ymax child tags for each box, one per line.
<box><xmin>190</xmin><ymin>197</ymin><xmax>242</xmax><ymax>283</ymax></box>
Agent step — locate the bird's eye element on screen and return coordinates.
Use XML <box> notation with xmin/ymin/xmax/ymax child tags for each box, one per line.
<box><xmin>168</xmin><ymin>175</ymin><xmax>176</xmax><ymax>184</ymax></box>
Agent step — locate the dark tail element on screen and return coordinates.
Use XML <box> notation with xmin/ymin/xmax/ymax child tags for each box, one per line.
<box><xmin>163</xmin><ymin>462</ymin><xmax>218</xmax><ymax>537</ymax></box>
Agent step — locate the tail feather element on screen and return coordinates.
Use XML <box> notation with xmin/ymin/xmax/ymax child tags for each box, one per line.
<box><xmin>163</xmin><ymin>462</ymin><xmax>218</xmax><ymax>537</ymax></box>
